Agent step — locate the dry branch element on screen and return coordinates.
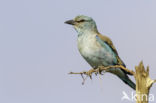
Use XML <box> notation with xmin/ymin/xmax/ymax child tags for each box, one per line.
<box><xmin>134</xmin><ymin>61</ymin><xmax>156</xmax><ymax>103</ymax></box>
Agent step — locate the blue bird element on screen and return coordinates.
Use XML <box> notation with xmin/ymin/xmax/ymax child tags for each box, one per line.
<box><xmin>65</xmin><ymin>15</ymin><xmax>136</xmax><ymax>90</ymax></box>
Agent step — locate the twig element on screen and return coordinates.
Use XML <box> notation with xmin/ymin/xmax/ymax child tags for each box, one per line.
<box><xmin>69</xmin><ymin>65</ymin><xmax>134</xmax><ymax>84</ymax></box>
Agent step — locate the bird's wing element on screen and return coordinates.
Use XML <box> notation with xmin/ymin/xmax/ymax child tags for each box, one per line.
<box><xmin>96</xmin><ymin>33</ymin><xmax>126</xmax><ymax>67</ymax></box>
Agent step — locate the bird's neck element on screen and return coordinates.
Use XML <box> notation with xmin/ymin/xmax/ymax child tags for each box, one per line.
<box><xmin>77</xmin><ymin>29</ymin><xmax>99</xmax><ymax>37</ymax></box>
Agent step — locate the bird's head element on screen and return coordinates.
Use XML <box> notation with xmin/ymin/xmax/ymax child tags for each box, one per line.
<box><xmin>65</xmin><ymin>15</ymin><xmax>98</xmax><ymax>33</ymax></box>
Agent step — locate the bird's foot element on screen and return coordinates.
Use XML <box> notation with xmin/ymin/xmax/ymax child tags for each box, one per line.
<box><xmin>97</xmin><ymin>66</ymin><xmax>107</xmax><ymax>75</ymax></box>
<box><xmin>85</xmin><ymin>69</ymin><xmax>96</xmax><ymax>79</ymax></box>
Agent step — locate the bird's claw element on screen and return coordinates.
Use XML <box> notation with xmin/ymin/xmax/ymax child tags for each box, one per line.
<box><xmin>85</xmin><ymin>69</ymin><xmax>95</xmax><ymax>79</ymax></box>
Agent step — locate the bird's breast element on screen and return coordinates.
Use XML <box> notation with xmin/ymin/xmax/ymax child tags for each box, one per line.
<box><xmin>78</xmin><ymin>34</ymin><xmax>101</xmax><ymax>57</ymax></box>
<box><xmin>77</xmin><ymin>33</ymin><xmax>116</xmax><ymax>68</ymax></box>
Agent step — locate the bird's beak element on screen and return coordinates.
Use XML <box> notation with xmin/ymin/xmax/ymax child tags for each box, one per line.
<box><xmin>64</xmin><ymin>20</ymin><xmax>75</xmax><ymax>25</ymax></box>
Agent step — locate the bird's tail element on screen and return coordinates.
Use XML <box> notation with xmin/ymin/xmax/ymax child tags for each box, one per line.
<box><xmin>108</xmin><ymin>68</ymin><xmax>136</xmax><ymax>90</ymax></box>
<box><xmin>118</xmin><ymin>74</ymin><xmax>136</xmax><ymax>90</ymax></box>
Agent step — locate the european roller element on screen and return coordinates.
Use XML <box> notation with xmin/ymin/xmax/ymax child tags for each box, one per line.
<box><xmin>65</xmin><ymin>15</ymin><xmax>136</xmax><ymax>90</ymax></box>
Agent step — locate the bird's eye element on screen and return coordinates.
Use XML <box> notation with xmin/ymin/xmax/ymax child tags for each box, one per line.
<box><xmin>77</xmin><ymin>19</ymin><xmax>85</xmax><ymax>23</ymax></box>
